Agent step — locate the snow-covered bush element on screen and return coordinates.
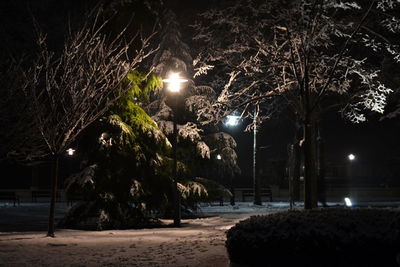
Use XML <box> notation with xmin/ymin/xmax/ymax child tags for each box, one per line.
<box><xmin>226</xmin><ymin>208</ymin><xmax>400</xmax><ymax>267</ymax></box>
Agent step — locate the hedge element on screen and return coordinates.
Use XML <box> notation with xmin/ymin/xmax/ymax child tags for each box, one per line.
<box><xmin>226</xmin><ymin>208</ymin><xmax>400</xmax><ymax>267</ymax></box>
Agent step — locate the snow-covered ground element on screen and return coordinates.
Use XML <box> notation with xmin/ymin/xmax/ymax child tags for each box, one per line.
<box><xmin>0</xmin><ymin>217</ymin><xmax>233</xmax><ymax>267</ymax></box>
<box><xmin>0</xmin><ymin>202</ymin><xmax>281</xmax><ymax>267</ymax></box>
<box><xmin>1</xmin><ymin>201</ymin><xmax>400</xmax><ymax>266</ymax></box>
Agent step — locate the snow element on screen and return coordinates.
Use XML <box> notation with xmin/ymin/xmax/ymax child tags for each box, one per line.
<box><xmin>0</xmin><ymin>220</ymin><xmax>230</xmax><ymax>266</ymax></box>
<box><xmin>2</xmin><ymin>201</ymin><xmax>400</xmax><ymax>266</ymax></box>
<box><xmin>0</xmin><ymin>202</ymin><xmax>286</xmax><ymax>266</ymax></box>
<box><xmin>0</xmin><ymin>203</ymin><xmax>233</xmax><ymax>266</ymax></box>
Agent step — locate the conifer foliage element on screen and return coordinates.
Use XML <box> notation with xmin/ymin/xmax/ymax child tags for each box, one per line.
<box><xmin>62</xmin><ymin>71</ymin><xmax>172</xmax><ymax>230</ymax></box>
<box><xmin>148</xmin><ymin>10</ymin><xmax>240</xmax><ymax>206</ymax></box>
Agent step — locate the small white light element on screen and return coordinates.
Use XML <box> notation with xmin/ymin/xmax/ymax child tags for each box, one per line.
<box><xmin>216</xmin><ymin>154</ymin><xmax>222</xmax><ymax>160</ymax></box>
<box><xmin>66</xmin><ymin>148</ymin><xmax>75</xmax><ymax>156</ymax></box>
<box><xmin>226</xmin><ymin>115</ymin><xmax>240</xmax><ymax>126</ymax></box>
<box><xmin>348</xmin><ymin>154</ymin><xmax>355</xmax><ymax>161</ymax></box>
<box><xmin>163</xmin><ymin>73</ymin><xmax>188</xmax><ymax>93</ymax></box>
<box><xmin>344</xmin><ymin>197</ymin><xmax>352</xmax><ymax>207</ymax></box>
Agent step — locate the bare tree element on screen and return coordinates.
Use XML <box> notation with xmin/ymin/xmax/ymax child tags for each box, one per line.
<box><xmin>0</xmin><ymin>58</ymin><xmax>46</xmax><ymax>161</ymax></box>
<box><xmin>22</xmin><ymin>11</ymin><xmax>156</xmax><ymax>237</ymax></box>
<box><xmin>193</xmin><ymin>0</ymin><xmax>400</xmax><ymax>209</ymax></box>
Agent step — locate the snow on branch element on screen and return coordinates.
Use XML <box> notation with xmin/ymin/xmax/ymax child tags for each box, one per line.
<box><xmin>192</xmin><ymin>0</ymin><xmax>400</xmax><ymax>123</ymax></box>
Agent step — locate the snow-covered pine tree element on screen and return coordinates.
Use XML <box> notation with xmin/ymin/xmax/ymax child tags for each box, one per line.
<box><xmin>62</xmin><ymin>70</ymin><xmax>173</xmax><ymax>230</ymax></box>
<box><xmin>193</xmin><ymin>0</ymin><xmax>400</xmax><ymax>209</ymax></box>
<box><xmin>148</xmin><ymin>9</ymin><xmax>240</xmax><ymax>207</ymax></box>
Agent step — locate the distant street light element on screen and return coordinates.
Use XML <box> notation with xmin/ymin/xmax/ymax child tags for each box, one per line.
<box><xmin>344</xmin><ymin>197</ymin><xmax>353</xmax><ymax>207</ymax></box>
<box><xmin>163</xmin><ymin>72</ymin><xmax>187</xmax><ymax>227</ymax></box>
<box><xmin>216</xmin><ymin>154</ymin><xmax>222</xmax><ymax>160</ymax></box>
<box><xmin>225</xmin><ymin>109</ymin><xmax>261</xmax><ymax>205</ymax></box>
<box><xmin>348</xmin><ymin>153</ymin><xmax>356</xmax><ymax>161</ymax></box>
<box><xmin>66</xmin><ymin>148</ymin><xmax>75</xmax><ymax>156</ymax></box>
<box><xmin>226</xmin><ymin>115</ymin><xmax>240</xmax><ymax>126</ymax></box>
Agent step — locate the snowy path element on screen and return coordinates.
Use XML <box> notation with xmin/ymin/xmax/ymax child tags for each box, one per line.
<box><xmin>2</xmin><ymin>201</ymin><xmax>398</xmax><ymax>266</ymax></box>
<box><xmin>0</xmin><ymin>202</ymin><xmax>287</xmax><ymax>267</ymax></box>
<box><xmin>0</xmin><ymin>216</ymin><xmax>235</xmax><ymax>267</ymax></box>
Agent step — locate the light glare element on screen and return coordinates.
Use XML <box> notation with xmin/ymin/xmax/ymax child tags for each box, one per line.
<box><xmin>344</xmin><ymin>197</ymin><xmax>352</xmax><ymax>207</ymax></box>
<box><xmin>226</xmin><ymin>115</ymin><xmax>240</xmax><ymax>126</ymax></box>
<box><xmin>163</xmin><ymin>73</ymin><xmax>188</xmax><ymax>92</ymax></box>
<box><xmin>216</xmin><ymin>154</ymin><xmax>222</xmax><ymax>160</ymax></box>
<box><xmin>348</xmin><ymin>154</ymin><xmax>355</xmax><ymax>161</ymax></box>
<box><xmin>66</xmin><ymin>148</ymin><xmax>75</xmax><ymax>156</ymax></box>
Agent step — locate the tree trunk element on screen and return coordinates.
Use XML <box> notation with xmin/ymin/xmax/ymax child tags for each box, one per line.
<box><xmin>292</xmin><ymin>123</ymin><xmax>302</xmax><ymax>201</ymax></box>
<box><xmin>316</xmin><ymin>124</ymin><xmax>327</xmax><ymax>206</ymax></box>
<box><xmin>47</xmin><ymin>153</ymin><xmax>59</xmax><ymax>237</ymax></box>
<box><xmin>292</xmin><ymin>142</ymin><xmax>301</xmax><ymax>201</ymax></box>
<box><xmin>303</xmin><ymin>119</ymin><xmax>318</xmax><ymax>209</ymax></box>
<box><xmin>287</xmin><ymin>144</ymin><xmax>295</xmax><ymax>209</ymax></box>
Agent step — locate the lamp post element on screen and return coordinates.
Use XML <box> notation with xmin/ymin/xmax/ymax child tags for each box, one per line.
<box><xmin>163</xmin><ymin>72</ymin><xmax>187</xmax><ymax>227</ymax></box>
<box><xmin>225</xmin><ymin>114</ymin><xmax>240</xmax><ymax>205</ymax></box>
<box><xmin>252</xmin><ymin>108</ymin><xmax>262</xmax><ymax>205</ymax></box>
<box><xmin>225</xmin><ymin>112</ymin><xmax>261</xmax><ymax>205</ymax></box>
<box><xmin>216</xmin><ymin>154</ymin><xmax>224</xmax><ymax>206</ymax></box>
<box><xmin>347</xmin><ymin>153</ymin><xmax>356</xmax><ymax>189</ymax></box>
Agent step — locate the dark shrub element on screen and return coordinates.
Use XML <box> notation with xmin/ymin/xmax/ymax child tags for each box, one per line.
<box><xmin>226</xmin><ymin>208</ymin><xmax>400</xmax><ymax>267</ymax></box>
<box><xmin>59</xmin><ymin>200</ymin><xmax>161</xmax><ymax>230</ymax></box>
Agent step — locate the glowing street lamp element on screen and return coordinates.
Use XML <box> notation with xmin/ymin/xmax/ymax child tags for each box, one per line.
<box><xmin>344</xmin><ymin>197</ymin><xmax>353</xmax><ymax>207</ymax></box>
<box><xmin>162</xmin><ymin>72</ymin><xmax>188</xmax><ymax>227</ymax></box>
<box><xmin>226</xmin><ymin>115</ymin><xmax>240</xmax><ymax>126</ymax></box>
<box><xmin>66</xmin><ymin>148</ymin><xmax>75</xmax><ymax>156</ymax></box>
<box><xmin>163</xmin><ymin>73</ymin><xmax>188</xmax><ymax>93</ymax></box>
<box><xmin>348</xmin><ymin>153</ymin><xmax>356</xmax><ymax>161</ymax></box>
<box><xmin>224</xmin><ymin>111</ymin><xmax>261</xmax><ymax>205</ymax></box>
<box><xmin>216</xmin><ymin>154</ymin><xmax>222</xmax><ymax>160</ymax></box>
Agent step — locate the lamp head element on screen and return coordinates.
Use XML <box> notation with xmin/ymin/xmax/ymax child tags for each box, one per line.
<box><xmin>344</xmin><ymin>197</ymin><xmax>352</xmax><ymax>207</ymax></box>
<box><xmin>66</xmin><ymin>148</ymin><xmax>75</xmax><ymax>156</ymax></box>
<box><xmin>163</xmin><ymin>72</ymin><xmax>188</xmax><ymax>93</ymax></box>
<box><xmin>348</xmin><ymin>154</ymin><xmax>355</xmax><ymax>161</ymax></box>
<box><xmin>226</xmin><ymin>115</ymin><xmax>240</xmax><ymax>126</ymax></box>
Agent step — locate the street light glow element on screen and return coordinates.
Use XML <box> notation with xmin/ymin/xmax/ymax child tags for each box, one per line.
<box><xmin>226</xmin><ymin>115</ymin><xmax>240</xmax><ymax>126</ymax></box>
<box><xmin>216</xmin><ymin>154</ymin><xmax>222</xmax><ymax>160</ymax></box>
<box><xmin>344</xmin><ymin>197</ymin><xmax>352</xmax><ymax>207</ymax></box>
<box><xmin>66</xmin><ymin>148</ymin><xmax>75</xmax><ymax>156</ymax></box>
<box><xmin>163</xmin><ymin>73</ymin><xmax>188</xmax><ymax>92</ymax></box>
<box><xmin>348</xmin><ymin>153</ymin><xmax>355</xmax><ymax>161</ymax></box>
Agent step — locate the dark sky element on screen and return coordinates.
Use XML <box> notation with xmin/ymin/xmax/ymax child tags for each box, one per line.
<box><xmin>225</xmin><ymin>109</ymin><xmax>400</xmax><ymax>185</ymax></box>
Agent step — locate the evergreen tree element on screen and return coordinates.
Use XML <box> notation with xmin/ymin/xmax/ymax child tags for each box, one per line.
<box><xmin>62</xmin><ymin>71</ymin><xmax>173</xmax><ymax>229</ymax></box>
<box><xmin>149</xmin><ymin>10</ymin><xmax>240</xmax><ymax>207</ymax></box>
